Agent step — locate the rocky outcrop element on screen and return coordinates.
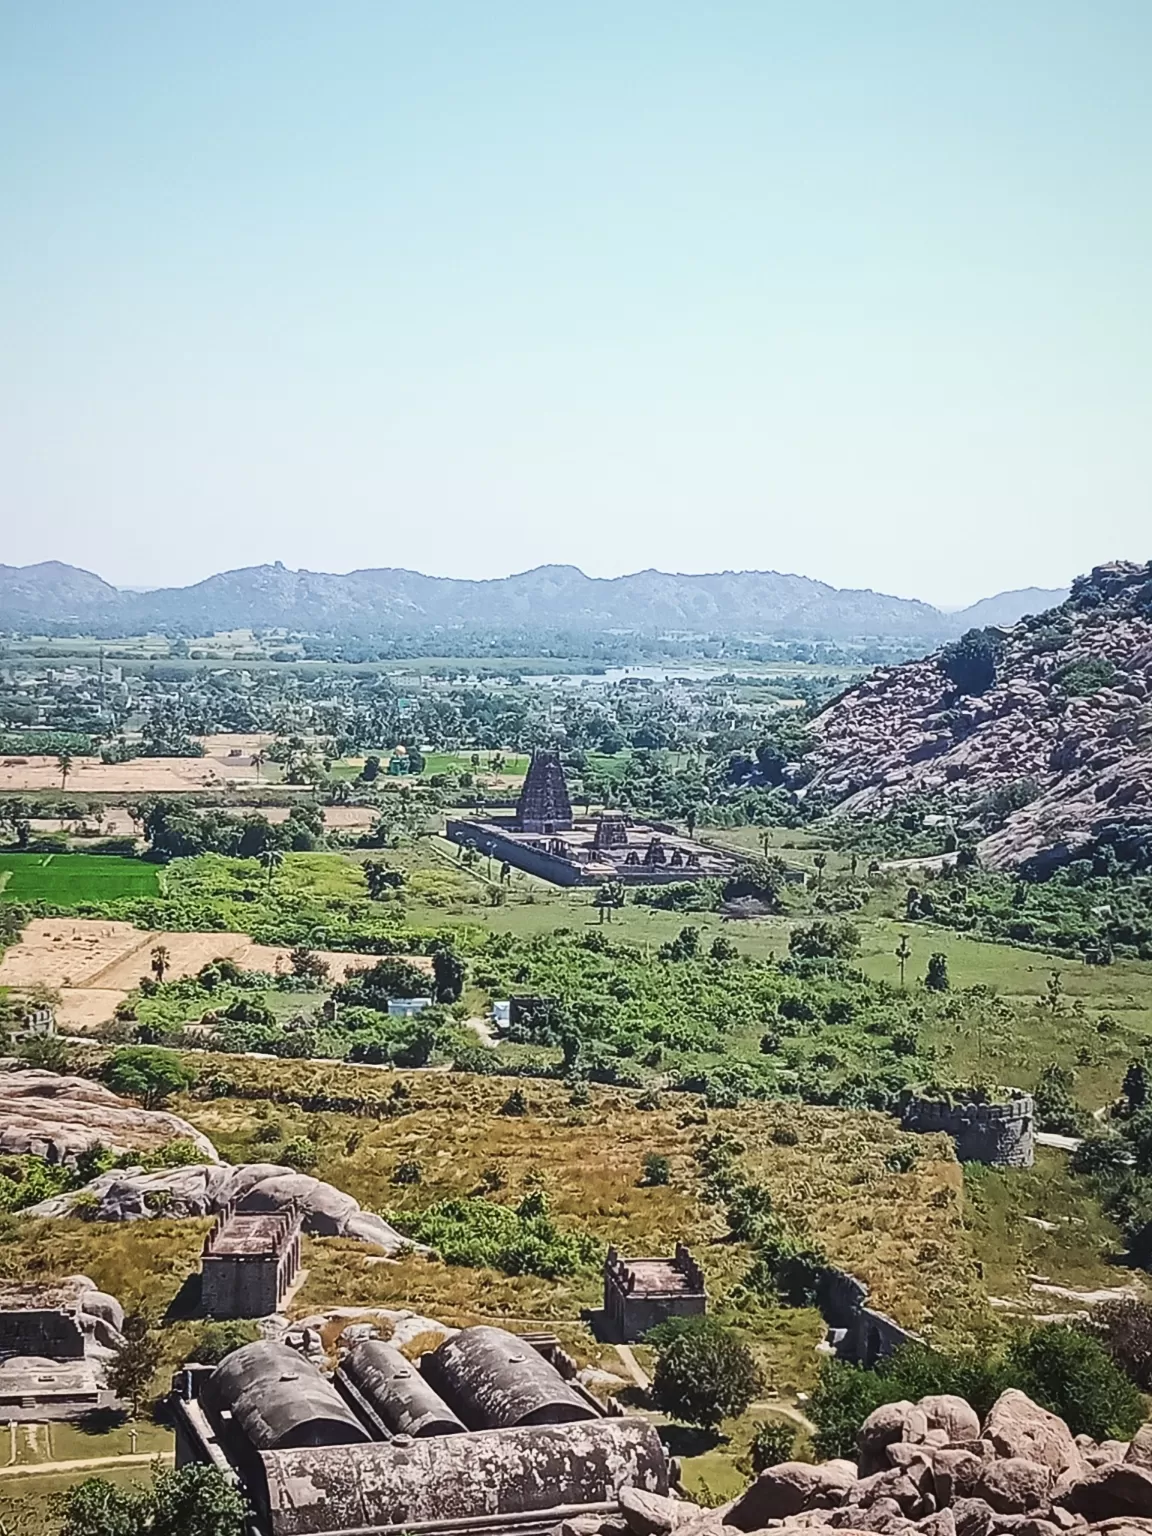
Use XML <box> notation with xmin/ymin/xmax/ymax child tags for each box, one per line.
<box><xmin>0</xmin><ymin>1071</ymin><xmax>218</xmax><ymax>1164</ymax></box>
<box><xmin>805</xmin><ymin>562</ymin><xmax>1152</xmax><ymax>870</ymax></box>
<box><xmin>552</xmin><ymin>1386</ymin><xmax>1152</xmax><ymax>1536</ymax></box>
<box><xmin>22</xmin><ymin>1161</ymin><xmax>417</xmax><ymax>1254</ymax></box>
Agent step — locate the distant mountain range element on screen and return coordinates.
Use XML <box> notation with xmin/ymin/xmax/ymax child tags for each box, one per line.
<box><xmin>0</xmin><ymin>560</ymin><xmax>1070</xmax><ymax>641</ymax></box>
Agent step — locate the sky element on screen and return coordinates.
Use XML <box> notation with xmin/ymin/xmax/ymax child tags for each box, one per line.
<box><xmin>1</xmin><ymin>4</ymin><xmax>1149</xmax><ymax>607</ymax></box>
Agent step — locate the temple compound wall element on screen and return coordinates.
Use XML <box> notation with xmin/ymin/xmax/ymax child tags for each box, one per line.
<box><xmin>815</xmin><ymin>1267</ymin><xmax>921</xmax><ymax>1367</ymax></box>
<box><xmin>603</xmin><ymin>1244</ymin><xmax>707</xmax><ymax>1342</ymax></box>
<box><xmin>900</xmin><ymin>1092</ymin><xmax>1035</xmax><ymax>1167</ymax></box>
<box><xmin>201</xmin><ymin>1205</ymin><xmax>302</xmax><ymax>1318</ymax></box>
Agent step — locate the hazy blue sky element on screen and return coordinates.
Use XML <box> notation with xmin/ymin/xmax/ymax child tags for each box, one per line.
<box><xmin>1</xmin><ymin>4</ymin><xmax>1149</xmax><ymax>605</ymax></box>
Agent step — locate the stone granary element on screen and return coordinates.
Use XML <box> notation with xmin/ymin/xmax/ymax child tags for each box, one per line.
<box><xmin>447</xmin><ymin>751</ymin><xmax>739</xmax><ymax>888</ymax></box>
<box><xmin>170</xmin><ymin>1325</ymin><xmax>670</xmax><ymax>1536</ymax></box>
<box><xmin>0</xmin><ymin>1277</ymin><xmax>126</xmax><ymax>1421</ymax></box>
<box><xmin>200</xmin><ymin>1204</ymin><xmax>303</xmax><ymax>1318</ymax></box>
<box><xmin>602</xmin><ymin>1244</ymin><xmax>707</xmax><ymax>1342</ymax></box>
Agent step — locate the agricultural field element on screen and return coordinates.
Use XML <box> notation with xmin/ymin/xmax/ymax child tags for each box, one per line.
<box><xmin>0</xmin><ymin>853</ymin><xmax>161</xmax><ymax>905</ymax></box>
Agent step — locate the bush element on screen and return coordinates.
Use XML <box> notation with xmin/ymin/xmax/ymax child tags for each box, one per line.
<box><xmin>1080</xmin><ymin>1299</ymin><xmax>1152</xmax><ymax>1389</ymax></box>
<box><xmin>389</xmin><ymin>1194</ymin><xmax>600</xmax><ymax>1279</ymax></box>
<box><xmin>648</xmin><ymin>1316</ymin><xmax>763</xmax><ymax>1431</ymax></box>
<box><xmin>189</xmin><ymin>1320</ymin><xmax>261</xmax><ymax>1364</ymax></box>
<box><xmin>641</xmin><ymin>1152</ymin><xmax>671</xmax><ymax>1187</ymax></box>
<box><xmin>1006</xmin><ymin>1324</ymin><xmax>1145</xmax><ymax>1439</ymax></box>
<box><xmin>280</xmin><ymin>1136</ymin><xmax>319</xmax><ymax>1172</ymax></box>
<box><xmin>748</xmin><ymin>1418</ymin><xmax>797</xmax><ymax>1473</ymax></box>
<box><xmin>392</xmin><ymin>1158</ymin><xmax>423</xmax><ymax>1185</ymax></box>
<box><xmin>500</xmin><ymin>1086</ymin><xmax>528</xmax><ymax>1117</ymax></box>
<box><xmin>789</xmin><ymin>919</ymin><xmax>860</xmax><ymax>962</ymax></box>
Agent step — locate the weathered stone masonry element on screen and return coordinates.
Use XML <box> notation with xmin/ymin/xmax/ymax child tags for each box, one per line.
<box><xmin>603</xmin><ymin>1244</ymin><xmax>707</xmax><ymax>1342</ymax></box>
<box><xmin>900</xmin><ymin>1092</ymin><xmax>1035</xmax><ymax>1167</ymax></box>
<box><xmin>201</xmin><ymin>1204</ymin><xmax>302</xmax><ymax>1318</ymax></box>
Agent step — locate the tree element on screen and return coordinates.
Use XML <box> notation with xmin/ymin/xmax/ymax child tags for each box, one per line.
<box><xmin>360</xmin><ymin>754</ymin><xmax>382</xmax><ymax>782</ymax></box>
<box><xmin>289</xmin><ymin>946</ymin><xmax>330</xmax><ymax>983</ymax></box>
<box><xmin>1081</xmin><ymin>1299</ymin><xmax>1152</xmax><ymax>1390</ymax></box>
<box><xmin>150</xmin><ymin>944</ymin><xmax>170</xmax><ymax>984</ymax></box>
<box><xmin>101</xmin><ymin>1047</ymin><xmax>195</xmax><ymax>1109</ymax></box>
<box><xmin>710</xmin><ymin>934</ymin><xmax>738</xmax><ymax>962</ymax></box>
<box><xmin>59</xmin><ymin>1464</ymin><xmax>247</xmax><ymax>1536</ymax></box>
<box><xmin>107</xmin><ymin>1311</ymin><xmax>163</xmax><ymax>1418</ymax></box>
<box><xmin>895</xmin><ymin>935</ymin><xmax>912</xmax><ymax>990</ymax></box>
<box><xmin>259</xmin><ymin>846</ymin><xmax>284</xmax><ymax>887</ymax></box>
<box><xmin>788</xmin><ymin>919</ymin><xmax>860</xmax><ymax>962</ymax></box>
<box><xmin>940</xmin><ymin>627</ymin><xmax>1003</xmax><ymax>696</ymax></box>
<box><xmin>924</xmin><ymin>952</ymin><xmax>950</xmax><ymax>992</ymax></box>
<box><xmin>812</xmin><ymin>851</ymin><xmax>828</xmax><ymax>890</ymax></box>
<box><xmin>432</xmin><ymin>946</ymin><xmax>466</xmax><ymax>1003</ymax></box>
<box><xmin>1006</xmin><ymin>1324</ymin><xmax>1144</xmax><ymax>1439</ymax></box>
<box><xmin>649</xmin><ymin>1317</ymin><xmax>762</xmax><ymax>1431</ymax></box>
<box><xmin>57</xmin><ymin>750</ymin><xmax>74</xmax><ymax>791</ymax></box>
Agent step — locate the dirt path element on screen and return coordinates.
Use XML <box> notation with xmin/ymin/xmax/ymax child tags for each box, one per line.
<box><xmin>614</xmin><ymin>1344</ymin><xmax>650</xmax><ymax>1389</ymax></box>
<box><xmin>0</xmin><ymin>1450</ymin><xmax>173</xmax><ymax>1478</ymax></box>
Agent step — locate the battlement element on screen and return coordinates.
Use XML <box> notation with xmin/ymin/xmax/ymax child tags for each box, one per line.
<box><xmin>901</xmin><ymin>1092</ymin><xmax>1034</xmax><ymax>1167</ymax></box>
<box><xmin>602</xmin><ymin>1243</ymin><xmax>707</xmax><ymax>1341</ymax></box>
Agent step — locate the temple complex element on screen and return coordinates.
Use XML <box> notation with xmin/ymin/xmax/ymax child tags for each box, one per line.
<box><xmin>446</xmin><ymin>750</ymin><xmax>739</xmax><ymax>887</ymax></box>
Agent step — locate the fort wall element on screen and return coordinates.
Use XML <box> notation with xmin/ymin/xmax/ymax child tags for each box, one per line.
<box><xmin>900</xmin><ymin>1093</ymin><xmax>1034</xmax><ymax>1168</ymax></box>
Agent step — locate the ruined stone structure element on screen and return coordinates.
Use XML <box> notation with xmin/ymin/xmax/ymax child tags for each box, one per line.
<box><xmin>900</xmin><ymin>1091</ymin><xmax>1035</xmax><ymax>1167</ymax></box>
<box><xmin>200</xmin><ymin>1204</ymin><xmax>302</xmax><ymax>1318</ymax></box>
<box><xmin>815</xmin><ymin>1266</ymin><xmax>921</xmax><ymax>1367</ymax></box>
<box><xmin>516</xmin><ymin>750</ymin><xmax>574</xmax><ymax>833</ymax></box>
<box><xmin>0</xmin><ymin>1279</ymin><xmax>126</xmax><ymax>1420</ymax></box>
<box><xmin>592</xmin><ymin>811</ymin><xmax>628</xmax><ymax>850</ymax></box>
<box><xmin>602</xmin><ymin>1244</ymin><xmax>707</xmax><ymax>1342</ymax></box>
<box><xmin>171</xmin><ymin>1325</ymin><xmax>669</xmax><ymax>1536</ymax></box>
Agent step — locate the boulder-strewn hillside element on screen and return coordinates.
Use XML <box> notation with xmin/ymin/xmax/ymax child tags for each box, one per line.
<box><xmin>0</xmin><ymin>559</ymin><xmax>1062</xmax><ymax>640</ymax></box>
<box><xmin>807</xmin><ymin>562</ymin><xmax>1152</xmax><ymax>871</ymax></box>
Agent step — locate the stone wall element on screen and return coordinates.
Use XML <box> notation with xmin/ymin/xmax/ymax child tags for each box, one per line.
<box><xmin>900</xmin><ymin>1093</ymin><xmax>1035</xmax><ymax>1167</ymax></box>
<box><xmin>0</xmin><ymin>1308</ymin><xmax>85</xmax><ymax>1361</ymax></box>
<box><xmin>815</xmin><ymin>1267</ymin><xmax>921</xmax><ymax>1367</ymax></box>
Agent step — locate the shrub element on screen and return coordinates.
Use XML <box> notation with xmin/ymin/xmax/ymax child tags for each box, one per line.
<box><xmin>789</xmin><ymin>919</ymin><xmax>860</xmax><ymax>962</ymax></box>
<box><xmin>748</xmin><ymin>1418</ymin><xmax>797</xmax><ymax>1473</ymax></box>
<box><xmin>924</xmin><ymin>953</ymin><xmax>950</xmax><ymax>992</ymax></box>
<box><xmin>1006</xmin><ymin>1324</ymin><xmax>1145</xmax><ymax>1439</ymax></box>
<box><xmin>500</xmin><ymin>1086</ymin><xmax>528</xmax><ymax>1117</ymax></box>
<box><xmin>641</xmin><ymin>1152</ymin><xmax>671</xmax><ymax>1187</ymax></box>
<box><xmin>389</xmin><ymin>1195</ymin><xmax>600</xmax><ymax>1279</ymax></box>
<box><xmin>189</xmin><ymin>1320</ymin><xmax>261</xmax><ymax>1364</ymax></box>
<box><xmin>648</xmin><ymin>1316</ymin><xmax>763</xmax><ymax>1431</ymax></box>
<box><xmin>280</xmin><ymin>1136</ymin><xmax>319</xmax><ymax>1172</ymax></box>
<box><xmin>392</xmin><ymin>1159</ymin><xmax>423</xmax><ymax>1185</ymax></box>
<box><xmin>1080</xmin><ymin>1299</ymin><xmax>1152</xmax><ymax>1389</ymax></box>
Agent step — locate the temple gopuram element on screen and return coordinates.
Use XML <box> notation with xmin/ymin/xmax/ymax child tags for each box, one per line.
<box><xmin>445</xmin><ymin>750</ymin><xmax>739</xmax><ymax>887</ymax></box>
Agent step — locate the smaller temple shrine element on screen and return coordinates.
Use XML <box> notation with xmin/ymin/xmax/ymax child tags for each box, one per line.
<box><xmin>201</xmin><ymin>1205</ymin><xmax>303</xmax><ymax>1318</ymax></box>
<box><xmin>602</xmin><ymin>1244</ymin><xmax>707</xmax><ymax>1342</ymax></box>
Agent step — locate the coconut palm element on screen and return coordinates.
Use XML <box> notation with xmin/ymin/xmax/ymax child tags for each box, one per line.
<box><xmin>260</xmin><ymin>847</ymin><xmax>285</xmax><ymax>887</ymax></box>
<box><xmin>57</xmin><ymin>751</ymin><xmax>74</xmax><ymax>791</ymax></box>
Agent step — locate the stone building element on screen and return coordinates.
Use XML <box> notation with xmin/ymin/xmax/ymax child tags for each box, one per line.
<box><xmin>201</xmin><ymin>1205</ymin><xmax>302</xmax><ymax>1318</ymax></box>
<box><xmin>900</xmin><ymin>1090</ymin><xmax>1035</xmax><ymax>1167</ymax></box>
<box><xmin>0</xmin><ymin>1278</ymin><xmax>126</xmax><ymax>1421</ymax></box>
<box><xmin>602</xmin><ymin>1244</ymin><xmax>706</xmax><ymax>1342</ymax></box>
<box><xmin>170</xmin><ymin>1325</ymin><xmax>669</xmax><ymax>1536</ymax></box>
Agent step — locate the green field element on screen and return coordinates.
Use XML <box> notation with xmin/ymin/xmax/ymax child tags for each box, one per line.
<box><xmin>0</xmin><ymin>853</ymin><xmax>161</xmax><ymax>905</ymax></box>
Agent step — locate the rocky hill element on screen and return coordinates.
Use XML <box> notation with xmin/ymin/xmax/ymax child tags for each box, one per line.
<box><xmin>806</xmin><ymin>562</ymin><xmax>1152</xmax><ymax>871</ymax></box>
<box><xmin>0</xmin><ymin>559</ymin><xmax>1063</xmax><ymax>641</ymax></box>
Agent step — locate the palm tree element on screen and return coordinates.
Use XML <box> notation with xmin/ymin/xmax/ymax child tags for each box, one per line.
<box><xmin>895</xmin><ymin>934</ymin><xmax>912</xmax><ymax>990</ymax></box>
<box><xmin>57</xmin><ymin>751</ymin><xmax>74</xmax><ymax>792</ymax></box>
<box><xmin>150</xmin><ymin>944</ymin><xmax>171</xmax><ymax>984</ymax></box>
<box><xmin>813</xmin><ymin>851</ymin><xmax>828</xmax><ymax>891</ymax></box>
<box><xmin>252</xmin><ymin>752</ymin><xmax>265</xmax><ymax>781</ymax></box>
<box><xmin>260</xmin><ymin>847</ymin><xmax>285</xmax><ymax>888</ymax></box>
